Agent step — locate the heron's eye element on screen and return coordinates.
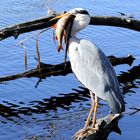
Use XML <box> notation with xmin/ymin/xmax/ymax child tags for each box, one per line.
<box><xmin>75</xmin><ymin>10</ymin><xmax>89</xmax><ymax>15</ymax></box>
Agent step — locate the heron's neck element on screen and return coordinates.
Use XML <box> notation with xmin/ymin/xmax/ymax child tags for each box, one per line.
<box><xmin>69</xmin><ymin>35</ymin><xmax>79</xmax><ymax>44</ymax></box>
<box><xmin>69</xmin><ymin>33</ymin><xmax>80</xmax><ymax>47</ymax></box>
<box><xmin>70</xmin><ymin>31</ymin><xmax>79</xmax><ymax>41</ymax></box>
<box><xmin>70</xmin><ymin>30</ymin><xmax>76</xmax><ymax>38</ymax></box>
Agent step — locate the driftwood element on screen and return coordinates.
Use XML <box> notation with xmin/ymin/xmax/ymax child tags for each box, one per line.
<box><xmin>74</xmin><ymin>114</ymin><xmax>121</xmax><ymax>140</ymax></box>
<box><xmin>0</xmin><ymin>55</ymin><xmax>134</xmax><ymax>83</ymax></box>
<box><xmin>1</xmin><ymin>14</ymin><xmax>140</xmax><ymax>41</ymax></box>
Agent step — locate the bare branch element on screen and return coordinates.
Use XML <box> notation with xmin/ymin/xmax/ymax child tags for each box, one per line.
<box><xmin>90</xmin><ymin>16</ymin><xmax>140</xmax><ymax>31</ymax></box>
<box><xmin>0</xmin><ymin>55</ymin><xmax>135</xmax><ymax>83</ymax></box>
<box><xmin>0</xmin><ymin>15</ymin><xmax>57</xmax><ymax>40</ymax></box>
<box><xmin>0</xmin><ymin>15</ymin><xmax>140</xmax><ymax>41</ymax></box>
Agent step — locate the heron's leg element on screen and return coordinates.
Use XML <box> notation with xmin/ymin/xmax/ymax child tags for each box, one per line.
<box><xmin>92</xmin><ymin>96</ymin><xmax>98</xmax><ymax>127</ymax></box>
<box><xmin>84</xmin><ymin>91</ymin><xmax>94</xmax><ymax>129</ymax></box>
<box><xmin>90</xmin><ymin>91</ymin><xmax>95</xmax><ymax>106</ymax></box>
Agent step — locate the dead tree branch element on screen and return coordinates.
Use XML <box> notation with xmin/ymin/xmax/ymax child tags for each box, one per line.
<box><xmin>0</xmin><ymin>55</ymin><xmax>135</xmax><ymax>83</ymax></box>
<box><xmin>90</xmin><ymin>16</ymin><xmax>140</xmax><ymax>31</ymax></box>
<box><xmin>0</xmin><ymin>15</ymin><xmax>57</xmax><ymax>40</ymax></box>
<box><xmin>0</xmin><ymin>15</ymin><xmax>140</xmax><ymax>41</ymax></box>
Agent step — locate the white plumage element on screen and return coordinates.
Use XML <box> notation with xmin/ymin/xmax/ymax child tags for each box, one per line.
<box><xmin>68</xmin><ymin>38</ymin><xmax>124</xmax><ymax>113</ymax></box>
<box><xmin>67</xmin><ymin>8</ymin><xmax>125</xmax><ymax>114</ymax></box>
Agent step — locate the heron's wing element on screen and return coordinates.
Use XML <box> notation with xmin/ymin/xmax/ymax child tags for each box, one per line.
<box><xmin>78</xmin><ymin>39</ymin><xmax>124</xmax><ymax>112</ymax></box>
<box><xmin>69</xmin><ymin>39</ymin><xmax>125</xmax><ymax>112</ymax></box>
<box><xmin>70</xmin><ymin>39</ymin><xmax>120</xmax><ymax>99</ymax></box>
<box><xmin>98</xmin><ymin>49</ymin><xmax>125</xmax><ymax>112</ymax></box>
<box><xmin>70</xmin><ymin>40</ymin><xmax>125</xmax><ymax>113</ymax></box>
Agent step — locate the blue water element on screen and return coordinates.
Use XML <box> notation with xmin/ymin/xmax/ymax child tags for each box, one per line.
<box><xmin>0</xmin><ymin>0</ymin><xmax>140</xmax><ymax>140</ymax></box>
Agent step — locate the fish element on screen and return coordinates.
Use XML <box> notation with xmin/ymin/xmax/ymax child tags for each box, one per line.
<box><xmin>55</xmin><ymin>14</ymin><xmax>75</xmax><ymax>52</ymax></box>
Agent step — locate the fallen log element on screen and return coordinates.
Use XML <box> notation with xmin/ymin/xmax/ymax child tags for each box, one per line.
<box><xmin>74</xmin><ymin>114</ymin><xmax>121</xmax><ymax>140</ymax></box>
<box><xmin>1</xmin><ymin>14</ymin><xmax>140</xmax><ymax>41</ymax></box>
<box><xmin>0</xmin><ymin>55</ymin><xmax>135</xmax><ymax>82</ymax></box>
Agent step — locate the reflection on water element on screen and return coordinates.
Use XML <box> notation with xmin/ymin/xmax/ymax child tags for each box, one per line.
<box><xmin>118</xmin><ymin>64</ymin><xmax>140</xmax><ymax>94</ymax></box>
<box><xmin>0</xmin><ymin>87</ymin><xmax>89</xmax><ymax>119</ymax></box>
<box><xmin>0</xmin><ymin>0</ymin><xmax>140</xmax><ymax>140</ymax></box>
<box><xmin>1</xmin><ymin>64</ymin><xmax>140</xmax><ymax>119</ymax></box>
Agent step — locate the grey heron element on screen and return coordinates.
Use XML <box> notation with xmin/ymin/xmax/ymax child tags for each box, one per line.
<box><xmin>51</xmin><ymin>8</ymin><xmax>125</xmax><ymax>129</ymax></box>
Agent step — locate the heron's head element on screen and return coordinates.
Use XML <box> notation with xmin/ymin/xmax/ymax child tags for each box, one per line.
<box><xmin>68</xmin><ymin>8</ymin><xmax>90</xmax><ymax>33</ymax></box>
<box><xmin>50</xmin><ymin>8</ymin><xmax>90</xmax><ymax>51</ymax></box>
<box><xmin>51</xmin><ymin>8</ymin><xmax>90</xmax><ymax>33</ymax></box>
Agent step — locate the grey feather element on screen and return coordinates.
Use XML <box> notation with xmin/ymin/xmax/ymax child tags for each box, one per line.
<box><xmin>68</xmin><ymin>39</ymin><xmax>125</xmax><ymax>113</ymax></box>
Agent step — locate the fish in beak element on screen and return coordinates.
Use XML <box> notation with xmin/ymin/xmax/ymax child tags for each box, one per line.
<box><xmin>50</xmin><ymin>13</ymin><xmax>75</xmax><ymax>52</ymax></box>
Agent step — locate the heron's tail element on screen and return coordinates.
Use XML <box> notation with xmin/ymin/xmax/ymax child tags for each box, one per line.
<box><xmin>106</xmin><ymin>90</ymin><xmax>125</xmax><ymax>114</ymax></box>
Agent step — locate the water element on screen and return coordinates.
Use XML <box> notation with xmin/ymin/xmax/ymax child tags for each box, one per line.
<box><xmin>0</xmin><ymin>0</ymin><xmax>140</xmax><ymax>140</ymax></box>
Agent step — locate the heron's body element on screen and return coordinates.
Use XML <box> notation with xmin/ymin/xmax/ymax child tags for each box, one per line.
<box><xmin>68</xmin><ymin>38</ymin><xmax>124</xmax><ymax>113</ymax></box>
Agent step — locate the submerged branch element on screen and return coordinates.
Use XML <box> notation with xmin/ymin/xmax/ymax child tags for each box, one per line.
<box><xmin>1</xmin><ymin>14</ymin><xmax>140</xmax><ymax>41</ymax></box>
<box><xmin>0</xmin><ymin>55</ymin><xmax>135</xmax><ymax>83</ymax></box>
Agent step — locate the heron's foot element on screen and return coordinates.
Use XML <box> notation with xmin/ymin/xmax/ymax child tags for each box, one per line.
<box><xmin>73</xmin><ymin>126</ymin><xmax>97</xmax><ymax>140</ymax></box>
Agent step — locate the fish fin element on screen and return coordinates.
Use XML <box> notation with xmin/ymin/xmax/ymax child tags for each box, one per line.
<box><xmin>51</xmin><ymin>24</ymin><xmax>57</xmax><ymax>29</ymax></box>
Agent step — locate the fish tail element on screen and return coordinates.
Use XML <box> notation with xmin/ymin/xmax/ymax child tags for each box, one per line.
<box><xmin>57</xmin><ymin>44</ymin><xmax>63</xmax><ymax>52</ymax></box>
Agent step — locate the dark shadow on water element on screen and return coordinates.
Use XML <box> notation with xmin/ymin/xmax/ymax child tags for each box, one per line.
<box><xmin>0</xmin><ymin>87</ymin><xmax>90</xmax><ymax>119</ymax></box>
<box><xmin>118</xmin><ymin>64</ymin><xmax>140</xmax><ymax>84</ymax></box>
<box><xmin>118</xmin><ymin>64</ymin><xmax>140</xmax><ymax>94</ymax></box>
<box><xmin>0</xmin><ymin>64</ymin><xmax>140</xmax><ymax>120</ymax></box>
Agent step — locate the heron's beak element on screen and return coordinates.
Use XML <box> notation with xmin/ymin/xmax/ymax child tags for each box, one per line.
<box><xmin>50</xmin><ymin>13</ymin><xmax>75</xmax><ymax>52</ymax></box>
<box><xmin>50</xmin><ymin>13</ymin><xmax>70</xmax><ymax>29</ymax></box>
